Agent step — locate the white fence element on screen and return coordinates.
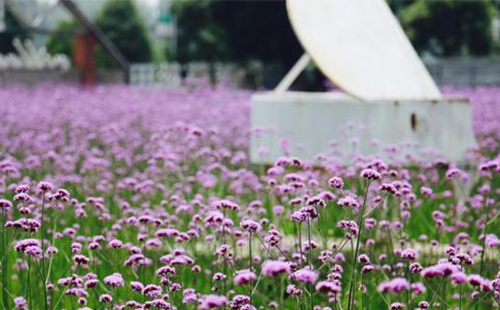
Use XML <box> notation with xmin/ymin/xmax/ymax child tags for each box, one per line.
<box><xmin>130</xmin><ymin>63</ymin><xmax>182</xmax><ymax>86</ymax></box>
<box><xmin>129</xmin><ymin>62</ymin><xmax>248</xmax><ymax>87</ymax></box>
<box><xmin>424</xmin><ymin>58</ymin><xmax>500</xmax><ymax>86</ymax></box>
<box><xmin>130</xmin><ymin>58</ymin><xmax>500</xmax><ymax>88</ymax></box>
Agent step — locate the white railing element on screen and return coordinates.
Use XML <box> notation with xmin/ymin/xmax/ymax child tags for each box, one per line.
<box><xmin>424</xmin><ymin>58</ymin><xmax>500</xmax><ymax>86</ymax></box>
<box><xmin>129</xmin><ymin>62</ymin><xmax>246</xmax><ymax>87</ymax></box>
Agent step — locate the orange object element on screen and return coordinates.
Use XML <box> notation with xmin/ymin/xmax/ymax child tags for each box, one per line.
<box><xmin>74</xmin><ymin>34</ymin><xmax>96</xmax><ymax>85</ymax></box>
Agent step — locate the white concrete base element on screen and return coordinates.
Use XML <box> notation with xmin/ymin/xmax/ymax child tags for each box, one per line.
<box><xmin>250</xmin><ymin>92</ymin><xmax>477</xmax><ymax>164</ymax></box>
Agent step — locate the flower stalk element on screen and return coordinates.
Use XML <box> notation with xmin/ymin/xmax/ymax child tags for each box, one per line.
<box><xmin>347</xmin><ymin>180</ymin><xmax>371</xmax><ymax>310</ymax></box>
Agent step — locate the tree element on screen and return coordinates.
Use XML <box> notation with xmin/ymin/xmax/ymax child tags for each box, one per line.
<box><xmin>400</xmin><ymin>0</ymin><xmax>495</xmax><ymax>56</ymax></box>
<box><xmin>171</xmin><ymin>0</ymin><xmax>302</xmax><ymax>67</ymax></box>
<box><xmin>210</xmin><ymin>0</ymin><xmax>302</xmax><ymax>67</ymax></box>
<box><xmin>170</xmin><ymin>0</ymin><xmax>228</xmax><ymax>64</ymax></box>
<box><xmin>170</xmin><ymin>0</ymin><xmax>308</xmax><ymax>88</ymax></box>
<box><xmin>0</xmin><ymin>10</ymin><xmax>31</xmax><ymax>54</ymax></box>
<box><xmin>95</xmin><ymin>0</ymin><xmax>152</xmax><ymax>67</ymax></box>
<box><xmin>387</xmin><ymin>0</ymin><xmax>416</xmax><ymax>16</ymax></box>
<box><xmin>46</xmin><ymin>20</ymin><xmax>81</xmax><ymax>57</ymax></box>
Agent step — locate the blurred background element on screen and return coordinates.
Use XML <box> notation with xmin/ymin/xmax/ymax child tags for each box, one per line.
<box><xmin>1</xmin><ymin>0</ymin><xmax>500</xmax><ymax>89</ymax></box>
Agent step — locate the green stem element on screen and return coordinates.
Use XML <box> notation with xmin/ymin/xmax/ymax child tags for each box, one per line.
<box><xmin>249</xmin><ymin>232</ymin><xmax>253</xmax><ymax>304</ymax></box>
<box><xmin>307</xmin><ymin>219</ymin><xmax>313</xmax><ymax>270</ymax></box>
<box><xmin>111</xmin><ymin>288</ymin><xmax>115</xmax><ymax>310</ymax></box>
<box><xmin>406</xmin><ymin>264</ymin><xmax>412</xmax><ymax>310</ymax></box>
<box><xmin>316</xmin><ymin>206</ymin><xmax>326</xmax><ymax>248</ymax></box>
<box><xmin>459</xmin><ymin>285</ymin><xmax>462</xmax><ymax>310</ymax></box>
<box><xmin>477</xmin><ymin>195</ymin><xmax>490</xmax><ymax>310</ymax></box>
<box><xmin>441</xmin><ymin>281</ymin><xmax>446</xmax><ymax>310</ymax></box>
<box><xmin>479</xmin><ymin>200</ymin><xmax>490</xmax><ymax>277</ymax></box>
<box><xmin>27</xmin><ymin>257</ymin><xmax>31</xmax><ymax>310</ymax></box>
<box><xmin>1</xmin><ymin>207</ymin><xmax>8</xmax><ymax>310</ymax></box>
<box><xmin>347</xmin><ymin>180</ymin><xmax>371</xmax><ymax>310</ymax></box>
<box><xmin>307</xmin><ymin>218</ymin><xmax>314</xmax><ymax>310</ymax></box>
<box><xmin>40</xmin><ymin>194</ymin><xmax>48</xmax><ymax>310</ymax></box>
<box><xmin>298</xmin><ymin>223</ymin><xmax>303</xmax><ymax>267</ymax></box>
<box><xmin>222</xmin><ymin>209</ymin><xmax>227</xmax><ymax>302</ymax></box>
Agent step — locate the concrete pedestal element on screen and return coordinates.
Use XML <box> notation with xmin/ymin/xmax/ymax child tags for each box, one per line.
<box><xmin>250</xmin><ymin>92</ymin><xmax>477</xmax><ymax>163</ymax></box>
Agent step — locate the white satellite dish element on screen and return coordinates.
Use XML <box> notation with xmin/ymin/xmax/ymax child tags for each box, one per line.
<box><xmin>250</xmin><ymin>0</ymin><xmax>476</xmax><ymax>164</ymax></box>
<box><xmin>286</xmin><ymin>0</ymin><xmax>441</xmax><ymax>101</ymax></box>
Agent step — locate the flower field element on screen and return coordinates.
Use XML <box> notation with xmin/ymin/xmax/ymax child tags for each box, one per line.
<box><xmin>0</xmin><ymin>84</ymin><xmax>499</xmax><ymax>310</ymax></box>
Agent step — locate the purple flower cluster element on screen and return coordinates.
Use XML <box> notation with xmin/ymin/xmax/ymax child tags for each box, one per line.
<box><xmin>0</xmin><ymin>85</ymin><xmax>497</xmax><ymax>310</ymax></box>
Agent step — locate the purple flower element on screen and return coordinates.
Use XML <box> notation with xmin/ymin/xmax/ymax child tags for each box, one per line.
<box><xmin>378</xmin><ymin>278</ymin><xmax>410</xmax><ymax>294</ymax></box>
<box><xmin>14</xmin><ymin>239</ymin><xmax>41</xmax><ymax>253</ymax></box>
<box><xmin>400</xmin><ymin>249</ymin><xmax>417</xmax><ymax>260</ymax></box>
<box><xmin>390</xmin><ymin>302</ymin><xmax>405</xmax><ymax>310</ymax></box>
<box><xmin>337</xmin><ymin>196</ymin><xmax>359</xmax><ymax>209</ymax></box>
<box><xmin>380</xmin><ymin>183</ymin><xmax>398</xmax><ymax>195</ymax></box>
<box><xmin>293</xmin><ymin>268</ymin><xmax>318</xmax><ymax>285</ymax></box>
<box><xmin>451</xmin><ymin>272</ymin><xmax>467</xmax><ymax>285</ymax></box>
<box><xmin>240</xmin><ymin>220</ymin><xmax>261</xmax><ymax>233</ymax></box>
<box><xmin>286</xmin><ymin>284</ymin><xmax>303</xmax><ymax>296</ymax></box>
<box><xmin>13</xmin><ymin>193</ymin><xmax>31</xmax><ymax>202</ymax></box>
<box><xmin>360</xmin><ymin>169</ymin><xmax>381</xmax><ymax>180</ymax></box>
<box><xmin>73</xmin><ymin>255</ymin><xmax>90</xmax><ymax>265</ymax></box>
<box><xmin>230</xmin><ymin>295</ymin><xmax>251</xmax><ymax>309</ymax></box>
<box><xmin>199</xmin><ymin>295</ymin><xmax>228</xmax><ymax>310</ymax></box>
<box><xmin>37</xmin><ymin>181</ymin><xmax>54</xmax><ymax>193</ymax></box>
<box><xmin>328</xmin><ymin>176</ymin><xmax>344</xmax><ymax>189</ymax></box>
<box><xmin>409</xmin><ymin>262</ymin><xmax>423</xmax><ymax>274</ymax></box>
<box><xmin>214</xmin><ymin>200</ymin><xmax>240</xmax><ymax>211</ymax></box>
<box><xmin>315</xmin><ymin>281</ymin><xmax>341</xmax><ymax>294</ymax></box>
<box><xmin>99</xmin><ymin>294</ymin><xmax>113</xmax><ymax>303</ymax></box>
<box><xmin>445</xmin><ymin>168</ymin><xmax>462</xmax><ymax>179</ymax></box>
<box><xmin>103</xmin><ymin>273</ymin><xmax>124</xmax><ymax>287</ymax></box>
<box><xmin>361</xmin><ymin>265</ymin><xmax>374</xmax><ymax>274</ymax></box>
<box><xmin>420</xmin><ymin>186</ymin><xmax>433</xmax><ymax>197</ymax></box>
<box><xmin>262</xmin><ymin>260</ymin><xmax>290</xmax><ymax>277</ymax></box>
<box><xmin>108</xmin><ymin>239</ymin><xmax>123</xmax><ymax>249</ymax></box>
<box><xmin>411</xmin><ymin>282</ymin><xmax>426</xmax><ymax>295</ymax></box>
<box><xmin>421</xmin><ymin>262</ymin><xmax>457</xmax><ymax>278</ymax></box>
<box><xmin>357</xmin><ymin>254</ymin><xmax>370</xmax><ymax>264</ymax></box>
<box><xmin>15</xmin><ymin>184</ymin><xmax>30</xmax><ymax>193</ymax></box>
<box><xmin>337</xmin><ymin>220</ymin><xmax>359</xmax><ymax>235</ymax></box>
<box><xmin>157</xmin><ymin>265</ymin><xmax>176</xmax><ymax>277</ymax></box>
<box><xmin>0</xmin><ymin>199</ymin><xmax>12</xmax><ymax>210</ymax></box>
<box><xmin>213</xmin><ymin>272</ymin><xmax>226</xmax><ymax>282</ymax></box>
<box><xmin>130</xmin><ymin>281</ymin><xmax>144</xmax><ymax>292</ymax></box>
<box><xmin>14</xmin><ymin>297</ymin><xmax>27</xmax><ymax>310</ymax></box>
<box><xmin>54</xmin><ymin>188</ymin><xmax>70</xmax><ymax>201</ymax></box>
<box><xmin>234</xmin><ymin>269</ymin><xmax>257</xmax><ymax>286</ymax></box>
<box><xmin>142</xmin><ymin>284</ymin><xmax>162</xmax><ymax>298</ymax></box>
<box><xmin>468</xmin><ymin>274</ymin><xmax>485</xmax><ymax>287</ymax></box>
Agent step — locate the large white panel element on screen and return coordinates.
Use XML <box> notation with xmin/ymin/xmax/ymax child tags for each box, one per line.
<box><xmin>250</xmin><ymin>92</ymin><xmax>476</xmax><ymax>163</ymax></box>
<box><xmin>287</xmin><ymin>0</ymin><xmax>441</xmax><ymax>101</ymax></box>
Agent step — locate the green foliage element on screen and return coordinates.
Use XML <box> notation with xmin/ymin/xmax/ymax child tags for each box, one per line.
<box><xmin>400</xmin><ymin>0</ymin><xmax>495</xmax><ymax>56</ymax></box>
<box><xmin>171</xmin><ymin>0</ymin><xmax>302</xmax><ymax>67</ymax></box>
<box><xmin>95</xmin><ymin>0</ymin><xmax>152</xmax><ymax>67</ymax></box>
<box><xmin>170</xmin><ymin>0</ymin><xmax>228</xmax><ymax>63</ymax></box>
<box><xmin>209</xmin><ymin>0</ymin><xmax>302</xmax><ymax>66</ymax></box>
<box><xmin>0</xmin><ymin>10</ymin><xmax>31</xmax><ymax>54</ymax></box>
<box><xmin>172</xmin><ymin>0</ymin><xmax>498</xmax><ymax>64</ymax></box>
<box><xmin>387</xmin><ymin>0</ymin><xmax>417</xmax><ymax>16</ymax></box>
<box><xmin>46</xmin><ymin>20</ymin><xmax>81</xmax><ymax>57</ymax></box>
